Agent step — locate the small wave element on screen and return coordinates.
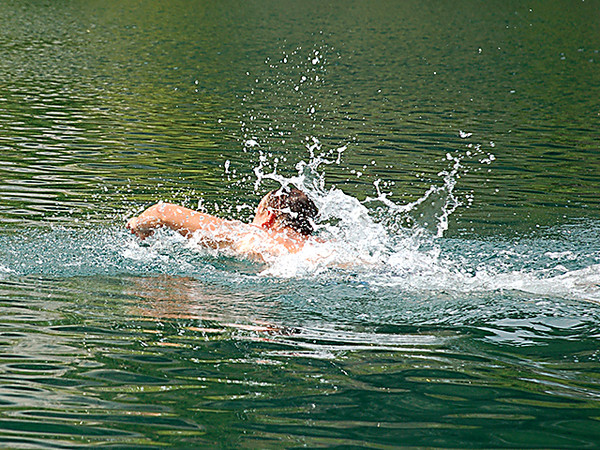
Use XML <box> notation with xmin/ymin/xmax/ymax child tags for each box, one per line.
<box><xmin>0</xmin><ymin>265</ymin><xmax>14</xmax><ymax>274</ymax></box>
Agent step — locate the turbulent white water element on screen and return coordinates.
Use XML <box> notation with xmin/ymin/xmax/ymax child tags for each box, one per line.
<box><xmin>226</xmin><ymin>141</ymin><xmax>600</xmax><ymax>304</ymax></box>
<box><xmin>1</xmin><ymin>141</ymin><xmax>599</xmax><ymax>306</ymax></box>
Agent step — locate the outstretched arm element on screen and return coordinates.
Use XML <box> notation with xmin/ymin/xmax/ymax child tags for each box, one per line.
<box><xmin>126</xmin><ymin>202</ymin><xmax>238</xmax><ymax>240</ymax></box>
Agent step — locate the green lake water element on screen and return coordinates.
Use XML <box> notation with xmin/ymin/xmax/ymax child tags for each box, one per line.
<box><xmin>1</xmin><ymin>0</ymin><xmax>600</xmax><ymax>447</ymax></box>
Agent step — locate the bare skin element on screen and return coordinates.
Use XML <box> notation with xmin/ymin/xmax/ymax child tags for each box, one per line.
<box><xmin>126</xmin><ymin>196</ymin><xmax>309</xmax><ymax>260</ymax></box>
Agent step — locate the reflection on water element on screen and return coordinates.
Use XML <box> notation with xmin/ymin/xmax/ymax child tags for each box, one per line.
<box><xmin>1</xmin><ymin>274</ymin><xmax>600</xmax><ymax>447</ymax></box>
<box><xmin>1</xmin><ymin>0</ymin><xmax>600</xmax><ymax>447</ymax></box>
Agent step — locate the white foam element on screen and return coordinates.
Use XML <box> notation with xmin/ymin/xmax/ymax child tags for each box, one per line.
<box><xmin>119</xmin><ymin>139</ymin><xmax>600</xmax><ymax>304</ymax></box>
<box><xmin>254</xmin><ymin>170</ymin><xmax>600</xmax><ymax>303</ymax></box>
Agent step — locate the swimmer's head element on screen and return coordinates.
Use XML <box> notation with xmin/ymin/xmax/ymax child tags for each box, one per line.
<box><xmin>253</xmin><ymin>188</ymin><xmax>318</xmax><ymax>235</ymax></box>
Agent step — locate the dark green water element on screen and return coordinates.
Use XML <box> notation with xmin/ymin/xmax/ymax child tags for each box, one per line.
<box><xmin>1</xmin><ymin>0</ymin><xmax>600</xmax><ymax>447</ymax></box>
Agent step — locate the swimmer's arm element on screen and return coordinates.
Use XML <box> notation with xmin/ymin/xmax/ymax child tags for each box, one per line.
<box><xmin>126</xmin><ymin>202</ymin><xmax>239</xmax><ymax>240</ymax></box>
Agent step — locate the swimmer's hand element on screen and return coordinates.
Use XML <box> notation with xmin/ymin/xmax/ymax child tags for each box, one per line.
<box><xmin>126</xmin><ymin>211</ymin><xmax>160</xmax><ymax>240</ymax></box>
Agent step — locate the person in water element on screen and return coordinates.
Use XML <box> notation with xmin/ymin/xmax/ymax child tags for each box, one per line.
<box><xmin>126</xmin><ymin>187</ymin><xmax>319</xmax><ymax>259</ymax></box>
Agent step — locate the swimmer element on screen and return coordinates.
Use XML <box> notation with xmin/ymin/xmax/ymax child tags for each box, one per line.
<box><xmin>126</xmin><ymin>187</ymin><xmax>318</xmax><ymax>260</ymax></box>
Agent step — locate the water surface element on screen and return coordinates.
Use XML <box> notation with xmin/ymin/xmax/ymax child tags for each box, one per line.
<box><xmin>1</xmin><ymin>0</ymin><xmax>600</xmax><ymax>447</ymax></box>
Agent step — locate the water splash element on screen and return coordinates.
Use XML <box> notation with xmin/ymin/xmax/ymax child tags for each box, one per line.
<box><xmin>364</xmin><ymin>153</ymin><xmax>462</xmax><ymax>238</ymax></box>
<box><xmin>231</xmin><ymin>138</ymin><xmax>600</xmax><ymax>304</ymax></box>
